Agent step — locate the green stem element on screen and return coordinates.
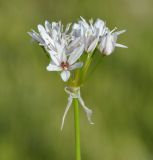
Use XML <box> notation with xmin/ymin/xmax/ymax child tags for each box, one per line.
<box><xmin>73</xmin><ymin>98</ymin><xmax>81</xmax><ymax>160</ymax></box>
<box><xmin>81</xmin><ymin>52</ymin><xmax>93</xmax><ymax>84</ymax></box>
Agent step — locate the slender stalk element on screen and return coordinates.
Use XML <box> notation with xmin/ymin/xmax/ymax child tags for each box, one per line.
<box><xmin>80</xmin><ymin>52</ymin><xmax>93</xmax><ymax>84</ymax></box>
<box><xmin>73</xmin><ymin>98</ymin><xmax>81</xmax><ymax>160</ymax></box>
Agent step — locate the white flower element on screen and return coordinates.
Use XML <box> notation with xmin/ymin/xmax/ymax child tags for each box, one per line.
<box><xmin>99</xmin><ymin>28</ymin><xmax>128</xmax><ymax>55</ymax></box>
<box><xmin>71</xmin><ymin>17</ymin><xmax>106</xmax><ymax>53</ymax></box>
<box><xmin>38</xmin><ymin>23</ymin><xmax>84</xmax><ymax>82</ymax></box>
<box><xmin>28</xmin><ymin>21</ymin><xmax>71</xmax><ymax>52</ymax></box>
<box><xmin>28</xmin><ymin>30</ymin><xmax>45</xmax><ymax>46</ymax></box>
<box><xmin>29</xmin><ymin>20</ymin><xmax>84</xmax><ymax>82</ymax></box>
<box><xmin>47</xmin><ymin>44</ymin><xmax>84</xmax><ymax>81</ymax></box>
<box><xmin>93</xmin><ymin>18</ymin><xmax>106</xmax><ymax>37</ymax></box>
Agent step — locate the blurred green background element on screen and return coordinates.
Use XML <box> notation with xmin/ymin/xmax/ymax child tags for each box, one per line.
<box><xmin>0</xmin><ymin>0</ymin><xmax>153</xmax><ymax>159</ymax></box>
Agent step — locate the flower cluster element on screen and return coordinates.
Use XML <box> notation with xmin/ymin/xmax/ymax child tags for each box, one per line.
<box><xmin>28</xmin><ymin>17</ymin><xmax>127</xmax><ymax>82</ymax></box>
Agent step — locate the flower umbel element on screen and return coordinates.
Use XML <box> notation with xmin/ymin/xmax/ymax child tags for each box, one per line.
<box><xmin>28</xmin><ymin>17</ymin><xmax>127</xmax><ymax>83</ymax></box>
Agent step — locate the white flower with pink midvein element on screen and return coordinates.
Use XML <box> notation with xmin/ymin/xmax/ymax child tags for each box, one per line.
<box><xmin>37</xmin><ymin>24</ymin><xmax>84</xmax><ymax>82</ymax></box>
<box><xmin>46</xmin><ymin>44</ymin><xmax>84</xmax><ymax>82</ymax></box>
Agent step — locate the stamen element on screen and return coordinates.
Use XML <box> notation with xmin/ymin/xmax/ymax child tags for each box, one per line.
<box><xmin>61</xmin><ymin>62</ymin><xmax>69</xmax><ymax>70</ymax></box>
<box><xmin>110</xmin><ymin>27</ymin><xmax>117</xmax><ymax>33</ymax></box>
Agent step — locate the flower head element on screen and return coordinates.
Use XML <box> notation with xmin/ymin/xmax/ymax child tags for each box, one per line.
<box><xmin>28</xmin><ymin>17</ymin><xmax>127</xmax><ymax>82</ymax></box>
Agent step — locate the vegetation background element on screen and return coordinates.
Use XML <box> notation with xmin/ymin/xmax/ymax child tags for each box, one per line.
<box><xmin>0</xmin><ymin>0</ymin><xmax>153</xmax><ymax>159</ymax></box>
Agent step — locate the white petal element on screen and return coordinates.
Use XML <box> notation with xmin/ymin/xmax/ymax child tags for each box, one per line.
<box><xmin>38</xmin><ymin>24</ymin><xmax>54</xmax><ymax>47</ymax></box>
<box><xmin>47</xmin><ymin>50</ymin><xmax>60</xmax><ymax>65</ymax></box>
<box><xmin>38</xmin><ymin>24</ymin><xmax>48</xmax><ymax>39</ymax></box>
<box><xmin>68</xmin><ymin>44</ymin><xmax>84</xmax><ymax>65</ymax></box>
<box><xmin>61</xmin><ymin>52</ymin><xmax>67</xmax><ymax>63</ymax></box>
<box><xmin>69</xmin><ymin>62</ymin><xmax>83</xmax><ymax>70</ymax></box>
<box><xmin>60</xmin><ymin>70</ymin><xmax>70</xmax><ymax>82</ymax></box>
<box><xmin>94</xmin><ymin>19</ymin><xmax>105</xmax><ymax>28</ymax></box>
<box><xmin>94</xmin><ymin>19</ymin><xmax>105</xmax><ymax>36</ymax></box>
<box><xmin>56</xmin><ymin>47</ymin><xmax>67</xmax><ymax>63</ymax></box>
<box><xmin>99</xmin><ymin>36</ymin><xmax>107</xmax><ymax>52</ymax></box>
<box><xmin>55</xmin><ymin>41</ymin><xmax>65</xmax><ymax>59</ymax></box>
<box><xmin>67</xmin><ymin>37</ymin><xmax>81</xmax><ymax>52</ymax></box>
<box><xmin>87</xmin><ymin>38</ymin><xmax>99</xmax><ymax>53</ymax></box>
<box><xmin>104</xmin><ymin>34</ymin><xmax>115</xmax><ymax>55</ymax></box>
<box><xmin>45</xmin><ymin>20</ymin><xmax>52</xmax><ymax>33</ymax></box>
<box><xmin>115</xmin><ymin>43</ymin><xmax>128</xmax><ymax>48</ymax></box>
<box><xmin>28</xmin><ymin>30</ymin><xmax>45</xmax><ymax>44</ymax></box>
<box><xmin>46</xmin><ymin>63</ymin><xmax>62</xmax><ymax>71</ymax></box>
